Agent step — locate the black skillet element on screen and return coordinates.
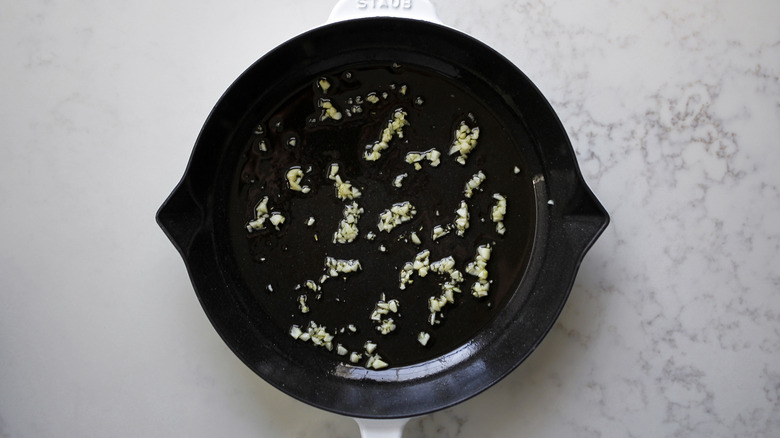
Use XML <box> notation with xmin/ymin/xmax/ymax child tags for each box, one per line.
<box><xmin>157</xmin><ymin>11</ymin><xmax>609</xmax><ymax>423</ymax></box>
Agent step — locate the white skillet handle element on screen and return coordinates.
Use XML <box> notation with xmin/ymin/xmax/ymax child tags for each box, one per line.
<box><xmin>327</xmin><ymin>0</ymin><xmax>443</xmax><ymax>25</ymax></box>
<box><xmin>354</xmin><ymin>418</ymin><xmax>411</xmax><ymax>438</ymax></box>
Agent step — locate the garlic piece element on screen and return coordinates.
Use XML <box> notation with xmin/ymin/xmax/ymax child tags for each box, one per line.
<box><xmin>318</xmin><ymin>78</ymin><xmax>331</xmax><ymax>93</ymax></box>
<box><xmin>392</xmin><ymin>173</ymin><xmax>408</xmax><ymax>188</ymax></box>
<box><xmin>286</xmin><ymin>167</ymin><xmax>310</xmax><ymax>193</ymax></box>
<box><xmin>298</xmin><ymin>295</ymin><xmax>309</xmax><ymax>313</ymax></box>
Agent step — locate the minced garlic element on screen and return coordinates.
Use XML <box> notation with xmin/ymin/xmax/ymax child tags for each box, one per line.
<box><xmin>364</xmin><ymin>109</ymin><xmax>408</xmax><ymax>161</ymax></box>
<box><xmin>319</xmin><ymin>99</ymin><xmax>342</xmax><ymax>121</ymax></box>
<box><xmin>399</xmin><ymin>250</ymin><xmax>430</xmax><ymax>290</ymax></box>
<box><xmin>449</xmin><ymin>121</ymin><xmax>480</xmax><ymax>165</ymax></box>
<box><xmin>429</xmin><ymin>256</ymin><xmax>464</xmax><ymax>284</ymax></box>
<box><xmin>371</xmin><ymin>298</ymin><xmax>400</xmax><ymax>325</ymax></box>
<box><xmin>305</xmin><ymin>280</ymin><xmax>320</xmax><ymax>292</ymax></box>
<box><xmin>268</xmin><ymin>212</ymin><xmax>285</xmax><ymax>230</ymax></box>
<box><xmin>298</xmin><ymin>295</ymin><xmax>309</xmax><ymax>313</ymax></box>
<box><xmin>257</xmin><ymin>69</ymin><xmax>514</xmax><ymax>370</ymax></box>
<box><xmin>246</xmin><ymin>196</ymin><xmax>285</xmax><ymax>232</ymax></box>
<box><xmin>366</xmin><ymin>354</ymin><xmax>388</xmax><ymax>370</ymax></box>
<box><xmin>426</xmin><ymin>256</ymin><xmax>465</xmax><ymax>324</ymax></box>
<box><xmin>292</xmin><ymin>321</ymin><xmax>335</xmax><ymax>351</ymax></box>
<box><xmin>454</xmin><ymin>200</ymin><xmax>470</xmax><ymax>236</ymax></box>
<box><xmin>318</xmin><ymin>78</ymin><xmax>331</xmax><ymax>94</ymax></box>
<box><xmin>328</xmin><ymin>163</ymin><xmax>362</xmax><ymax>200</ymax></box>
<box><xmin>366</xmin><ymin>93</ymin><xmax>380</xmax><ymax>104</ymax></box>
<box><xmin>392</xmin><ymin>173</ymin><xmax>408</xmax><ymax>188</ymax></box>
<box><xmin>464</xmin><ymin>171</ymin><xmax>486</xmax><ymax>198</ymax></box>
<box><xmin>465</xmin><ymin>244</ymin><xmax>492</xmax><ymax>297</ymax></box>
<box><xmin>321</xmin><ymin>257</ymin><xmax>362</xmax><ymax>283</ymax></box>
<box><xmin>378</xmin><ymin>201</ymin><xmax>416</xmax><ymax>232</ymax></box>
<box><xmin>286</xmin><ymin>167</ymin><xmax>310</xmax><ymax>193</ymax></box>
<box><xmin>333</xmin><ymin>202</ymin><xmax>364</xmax><ymax>244</ymax></box>
<box><xmin>405</xmin><ymin>149</ymin><xmax>441</xmax><ymax>169</ymax></box>
<box><xmin>491</xmin><ymin>193</ymin><xmax>507</xmax><ymax>235</ymax></box>
<box><xmin>431</xmin><ymin>224</ymin><xmax>450</xmax><ymax>240</ymax></box>
<box><xmin>376</xmin><ymin>318</ymin><xmax>396</xmax><ymax>335</ymax></box>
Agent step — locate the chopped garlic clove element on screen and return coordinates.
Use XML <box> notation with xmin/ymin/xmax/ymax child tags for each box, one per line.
<box><xmin>289</xmin><ymin>325</ymin><xmax>303</xmax><ymax>339</ymax></box>
<box><xmin>318</xmin><ymin>78</ymin><xmax>331</xmax><ymax>94</ymax></box>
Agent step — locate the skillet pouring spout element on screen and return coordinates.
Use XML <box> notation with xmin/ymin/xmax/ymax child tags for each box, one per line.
<box><xmin>156</xmin><ymin>179</ymin><xmax>204</xmax><ymax>258</ymax></box>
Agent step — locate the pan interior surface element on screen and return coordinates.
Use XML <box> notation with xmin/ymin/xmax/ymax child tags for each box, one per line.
<box><xmin>224</xmin><ymin>60</ymin><xmax>538</xmax><ymax>370</ymax></box>
<box><xmin>158</xmin><ymin>18</ymin><xmax>608</xmax><ymax>418</ymax></box>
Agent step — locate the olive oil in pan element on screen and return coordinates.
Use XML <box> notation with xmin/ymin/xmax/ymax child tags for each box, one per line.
<box><xmin>228</xmin><ymin>62</ymin><xmax>536</xmax><ymax>369</ymax></box>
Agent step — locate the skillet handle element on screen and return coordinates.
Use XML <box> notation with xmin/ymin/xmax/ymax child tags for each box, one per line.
<box><xmin>327</xmin><ymin>0</ymin><xmax>443</xmax><ymax>25</ymax></box>
<box><xmin>354</xmin><ymin>418</ymin><xmax>410</xmax><ymax>438</ymax></box>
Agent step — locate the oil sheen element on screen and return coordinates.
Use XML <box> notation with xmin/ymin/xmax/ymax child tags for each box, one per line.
<box><xmin>227</xmin><ymin>62</ymin><xmax>536</xmax><ymax>369</ymax></box>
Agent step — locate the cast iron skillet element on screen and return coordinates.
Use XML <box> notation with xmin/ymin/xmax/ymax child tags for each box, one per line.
<box><xmin>157</xmin><ymin>16</ymin><xmax>609</xmax><ymax>420</ymax></box>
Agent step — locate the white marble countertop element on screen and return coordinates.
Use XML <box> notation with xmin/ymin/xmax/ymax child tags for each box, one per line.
<box><xmin>1</xmin><ymin>0</ymin><xmax>778</xmax><ymax>436</ymax></box>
